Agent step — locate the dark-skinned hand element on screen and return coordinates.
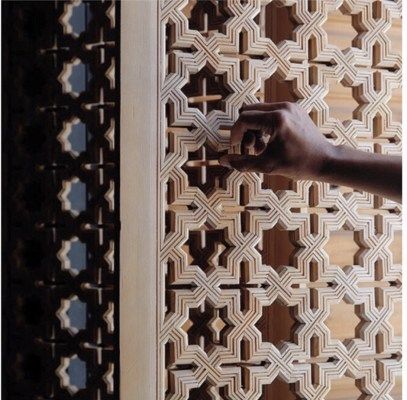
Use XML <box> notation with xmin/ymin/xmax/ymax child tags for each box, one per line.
<box><xmin>219</xmin><ymin>102</ymin><xmax>402</xmax><ymax>203</ymax></box>
<box><xmin>219</xmin><ymin>102</ymin><xmax>334</xmax><ymax>180</ymax></box>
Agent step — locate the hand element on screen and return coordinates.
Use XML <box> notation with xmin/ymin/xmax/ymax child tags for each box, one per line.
<box><xmin>219</xmin><ymin>102</ymin><xmax>335</xmax><ymax>180</ymax></box>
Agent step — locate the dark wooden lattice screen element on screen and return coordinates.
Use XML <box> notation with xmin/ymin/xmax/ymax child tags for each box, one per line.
<box><xmin>2</xmin><ymin>1</ymin><xmax>120</xmax><ymax>398</ymax></box>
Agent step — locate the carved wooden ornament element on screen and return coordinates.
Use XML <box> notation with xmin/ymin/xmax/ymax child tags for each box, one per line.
<box><xmin>155</xmin><ymin>0</ymin><xmax>402</xmax><ymax>398</ymax></box>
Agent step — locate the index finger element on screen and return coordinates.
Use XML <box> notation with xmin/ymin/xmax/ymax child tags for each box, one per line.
<box><xmin>240</xmin><ymin>102</ymin><xmax>292</xmax><ymax>112</ymax></box>
<box><xmin>231</xmin><ymin>110</ymin><xmax>266</xmax><ymax>146</ymax></box>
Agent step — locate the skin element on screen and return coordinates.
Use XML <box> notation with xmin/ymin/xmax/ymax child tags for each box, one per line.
<box><xmin>219</xmin><ymin>102</ymin><xmax>402</xmax><ymax>203</ymax></box>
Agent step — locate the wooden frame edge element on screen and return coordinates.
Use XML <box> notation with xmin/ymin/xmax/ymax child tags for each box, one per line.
<box><xmin>120</xmin><ymin>1</ymin><xmax>159</xmax><ymax>399</ymax></box>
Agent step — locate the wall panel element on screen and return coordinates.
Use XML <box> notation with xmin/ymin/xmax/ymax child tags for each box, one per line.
<box><xmin>156</xmin><ymin>1</ymin><xmax>402</xmax><ymax>399</ymax></box>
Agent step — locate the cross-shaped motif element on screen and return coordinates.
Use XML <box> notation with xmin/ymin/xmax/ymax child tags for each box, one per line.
<box><xmin>185</xmin><ymin>226</ymin><xmax>231</xmax><ymax>275</ymax></box>
<box><xmin>255</xmin><ymin>301</ymin><xmax>296</xmax><ymax>346</ymax></box>
<box><xmin>236</xmin><ymin>183</ymin><xmax>270</xmax><ymax>237</ymax></box>
<box><xmin>41</xmin><ymin>34</ymin><xmax>69</xmax><ymax>65</ymax></box>
<box><xmin>83</xmin><ymin>87</ymin><xmax>114</xmax><ymax>125</ymax></box>
<box><xmin>239</xmin><ymin>182</ymin><xmax>251</xmax><ymax>235</ymax></box>
<box><xmin>309</xmin><ymin>260</ymin><xmax>332</xmax><ymax>310</ymax></box>
<box><xmin>186</xmin><ymin>1</ymin><xmax>230</xmax><ymax>37</ymax></box>
<box><xmin>83</xmin><ymin>327</ymin><xmax>113</xmax><ymax>365</ymax></box>
<box><xmin>373</xmin><ymin>260</ymin><xmax>386</xmax><ymax>311</ymax></box>
<box><xmin>82</xmin><ymin>206</ymin><xmax>113</xmax><ymax>247</ymax></box>
<box><xmin>182</xmin><ymin>66</ymin><xmax>231</xmax><ymax>115</ymax></box>
<box><xmin>307</xmin><ymin>35</ymin><xmax>337</xmax><ymax>86</ymax></box>
<box><xmin>182</xmin><ymin>142</ymin><xmax>230</xmax><ymax>196</ymax></box>
<box><xmin>219</xmin><ymin>260</ymin><xmax>258</xmax><ymax>314</ymax></box>
<box><xmin>184</xmin><ymin>301</ymin><xmax>230</xmax><ymax>353</ymax></box>
<box><xmin>83</xmin><ymin>147</ymin><xmax>114</xmax><ymax>186</ymax></box>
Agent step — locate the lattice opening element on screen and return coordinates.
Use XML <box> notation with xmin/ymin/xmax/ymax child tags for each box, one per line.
<box><xmin>165</xmin><ymin>178</ymin><xmax>176</xmax><ymax>238</ymax></box>
<box><xmin>265</xmin><ymin>3</ymin><xmax>298</xmax><ymax>45</ymax></box>
<box><xmin>325</xmin><ymin>229</ymin><xmax>361</xmax><ymax>268</ymax></box>
<box><xmin>183</xmin><ymin>301</ymin><xmax>232</xmax><ymax>353</ymax></box>
<box><xmin>164</xmin><ymin>340</ymin><xmax>175</xmax><ymax>378</ymax></box>
<box><xmin>59</xmin><ymin>58</ymin><xmax>92</xmax><ymax>98</ymax></box>
<box><xmin>56</xmin><ymin>355</ymin><xmax>87</xmax><ymax>395</ymax></box>
<box><xmin>389</xmin><ymin>230</ymin><xmax>402</xmax><ymax>264</ymax></box>
<box><xmin>389</xmin><ymin>374</ymin><xmax>403</xmax><ymax>400</ymax></box>
<box><xmin>388</xmin><ymin>85</ymin><xmax>402</xmax><ymax>124</ymax></box>
<box><xmin>256</xmin><ymin>302</ymin><xmax>296</xmax><ymax>346</ymax></box>
<box><xmin>58</xmin><ymin>177</ymin><xmax>87</xmax><ymax>217</ymax></box>
<box><xmin>260</xmin><ymin>377</ymin><xmax>296</xmax><ymax>400</ymax></box>
<box><xmin>389</xmin><ymin>300</ymin><xmax>402</xmax><ymax>337</ymax></box>
<box><xmin>261</xmin><ymin>174</ymin><xmax>292</xmax><ymax>192</ymax></box>
<box><xmin>189</xmin><ymin>380</ymin><xmax>216</xmax><ymax>400</ymax></box>
<box><xmin>324</xmin><ymin>8</ymin><xmax>357</xmax><ymax>50</ymax></box>
<box><xmin>182</xmin><ymin>65</ymin><xmax>231</xmax><ymax>115</ymax></box>
<box><xmin>182</xmin><ymin>141</ymin><xmax>231</xmax><ymax>196</ymax></box>
<box><xmin>58</xmin><ymin>118</ymin><xmax>90</xmax><ymax>158</ymax></box>
<box><xmin>373</xmin><ymin>112</ymin><xmax>383</xmax><ymax>137</ymax></box>
<box><xmin>60</xmin><ymin>1</ymin><xmax>91</xmax><ymax>37</ymax></box>
<box><xmin>57</xmin><ymin>295</ymin><xmax>87</xmax><ymax>336</ymax></box>
<box><xmin>165</xmin><ymin>21</ymin><xmax>177</xmax><ymax>76</ymax></box>
<box><xmin>182</xmin><ymin>0</ymin><xmax>230</xmax><ymax>37</ymax></box>
<box><xmin>58</xmin><ymin>237</ymin><xmax>88</xmax><ymax>276</ymax></box>
<box><xmin>183</xmin><ymin>225</ymin><xmax>232</xmax><ymax>276</ymax></box>
<box><xmin>326</xmin><ymin>375</ymin><xmax>363</xmax><ymax>400</ymax></box>
<box><xmin>325</xmin><ymin>80</ymin><xmax>360</xmax><ymax>122</ymax></box>
<box><xmin>387</xmin><ymin>17</ymin><xmax>402</xmax><ymax>55</ymax></box>
<box><xmin>265</xmin><ymin>71</ymin><xmax>299</xmax><ymax>104</ymax></box>
<box><xmin>325</xmin><ymin>301</ymin><xmax>360</xmax><ymax>342</ymax></box>
<box><xmin>257</xmin><ymin>227</ymin><xmax>297</xmax><ymax>269</ymax></box>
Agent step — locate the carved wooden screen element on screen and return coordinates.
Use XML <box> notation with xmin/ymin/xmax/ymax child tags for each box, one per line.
<box><xmin>3</xmin><ymin>1</ymin><xmax>120</xmax><ymax>398</ymax></box>
<box><xmin>158</xmin><ymin>1</ymin><xmax>402</xmax><ymax>399</ymax></box>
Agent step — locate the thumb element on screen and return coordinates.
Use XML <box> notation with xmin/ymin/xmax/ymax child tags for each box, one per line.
<box><xmin>219</xmin><ymin>154</ymin><xmax>265</xmax><ymax>172</ymax></box>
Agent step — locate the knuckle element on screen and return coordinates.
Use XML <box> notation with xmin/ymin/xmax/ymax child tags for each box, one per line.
<box><xmin>268</xmin><ymin>110</ymin><xmax>285</xmax><ymax>126</ymax></box>
<box><xmin>239</xmin><ymin>106</ymin><xmax>247</xmax><ymax>113</ymax></box>
<box><xmin>279</xmin><ymin>110</ymin><xmax>289</xmax><ymax>123</ymax></box>
<box><xmin>238</xmin><ymin>111</ymin><xmax>250</xmax><ymax>121</ymax></box>
<box><xmin>263</xmin><ymin>165</ymin><xmax>274</xmax><ymax>174</ymax></box>
<box><xmin>291</xmin><ymin>102</ymin><xmax>300</xmax><ymax>112</ymax></box>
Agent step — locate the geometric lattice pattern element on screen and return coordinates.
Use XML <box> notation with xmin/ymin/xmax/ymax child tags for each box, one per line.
<box><xmin>3</xmin><ymin>1</ymin><xmax>119</xmax><ymax>398</ymax></box>
<box><xmin>160</xmin><ymin>1</ymin><xmax>401</xmax><ymax>398</ymax></box>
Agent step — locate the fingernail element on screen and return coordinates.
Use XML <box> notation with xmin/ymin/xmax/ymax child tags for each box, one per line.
<box><xmin>219</xmin><ymin>156</ymin><xmax>231</xmax><ymax>168</ymax></box>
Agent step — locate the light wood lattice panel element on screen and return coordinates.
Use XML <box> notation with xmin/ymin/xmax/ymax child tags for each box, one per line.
<box><xmin>159</xmin><ymin>1</ymin><xmax>402</xmax><ymax>398</ymax></box>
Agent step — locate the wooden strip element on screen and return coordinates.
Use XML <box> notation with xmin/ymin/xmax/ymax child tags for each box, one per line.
<box><xmin>120</xmin><ymin>2</ymin><xmax>158</xmax><ymax>399</ymax></box>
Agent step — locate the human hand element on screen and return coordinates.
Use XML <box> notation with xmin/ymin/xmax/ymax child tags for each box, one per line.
<box><xmin>219</xmin><ymin>102</ymin><xmax>336</xmax><ymax>180</ymax></box>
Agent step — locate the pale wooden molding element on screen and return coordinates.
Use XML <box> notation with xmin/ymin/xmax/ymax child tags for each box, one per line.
<box><xmin>120</xmin><ymin>1</ymin><xmax>159</xmax><ymax>399</ymax></box>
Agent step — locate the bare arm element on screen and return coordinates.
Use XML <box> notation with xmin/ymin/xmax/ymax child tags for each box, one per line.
<box><xmin>318</xmin><ymin>144</ymin><xmax>401</xmax><ymax>202</ymax></box>
<box><xmin>219</xmin><ymin>102</ymin><xmax>402</xmax><ymax>203</ymax></box>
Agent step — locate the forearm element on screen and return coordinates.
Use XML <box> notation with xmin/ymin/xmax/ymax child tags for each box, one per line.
<box><xmin>315</xmin><ymin>145</ymin><xmax>402</xmax><ymax>203</ymax></box>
